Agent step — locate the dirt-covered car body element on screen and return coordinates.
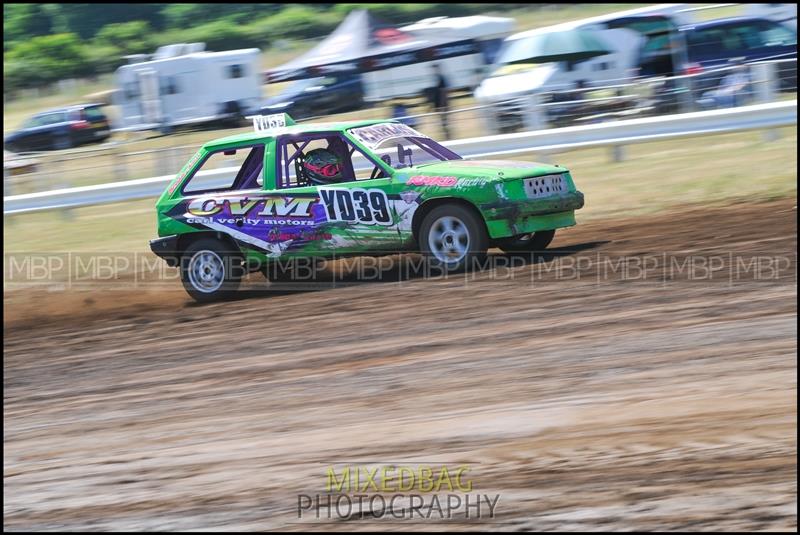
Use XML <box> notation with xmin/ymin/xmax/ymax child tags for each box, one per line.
<box><xmin>150</xmin><ymin>114</ymin><xmax>584</xmax><ymax>298</ymax></box>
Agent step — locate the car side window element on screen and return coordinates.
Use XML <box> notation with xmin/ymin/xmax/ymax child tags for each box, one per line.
<box><xmin>724</xmin><ymin>23</ymin><xmax>765</xmax><ymax>50</ymax></box>
<box><xmin>182</xmin><ymin>145</ymin><xmax>265</xmax><ymax>194</ymax></box>
<box><xmin>41</xmin><ymin>113</ymin><xmax>66</xmax><ymax>125</ymax></box>
<box><xmin>24</xmin><ymin>116</ymin><xmax>47</xmax><ymax>128</ymax></box>
<box><xmin>276</xmin><ymin>133</ymin><xmax>384</xmax><ymax>189</ymax></box>
<box><xmin>760</xmin><ymin>21</ymin><xmax>797</xmax><ymax>46</ymax></box>
<box><xmin>688</xmin><ymin>28</ymin><xmax>725</xmax><ymax>57</ymax></box>
<box><xmin>83</xmin><ymin>108</ymin><xmax>106</xmax><ymax>121</ymax></box>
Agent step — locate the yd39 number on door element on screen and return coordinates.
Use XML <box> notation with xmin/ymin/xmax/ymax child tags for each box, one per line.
<box><xmin>319</xmin><ymin>188</ymin><xmax>392</xmax><ymax>226</ymax></box>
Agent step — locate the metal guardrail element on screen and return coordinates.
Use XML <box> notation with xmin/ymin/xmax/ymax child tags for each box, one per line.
<box><xmin>3</xmin><ymin>100</ymin><xmax>796</xmax><ymax>215</ymax></box>
<box><xmin>5</xmin><ymin>57</ymin><xmax>794</xmax><ymax>201</ymax></box>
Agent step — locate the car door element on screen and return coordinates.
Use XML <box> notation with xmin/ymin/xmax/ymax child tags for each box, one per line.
<box><xmin>175</xmin><ymin>143</ymin><xmax>282</xmax><ymax>256</ymax></box>
<box><xmin>266</xmin><ymin>132</ymin><xmax>404</xmax><ymax>259</ymax></box>
<box><xmin>10</xmin><ymin>116</ymin><xmax>45</xmax><ymax>151</ymax></box>
<box><xmin>24</xmin><ymin>113</ymin><xmax>66</xmax><ymax>150</ymax></box>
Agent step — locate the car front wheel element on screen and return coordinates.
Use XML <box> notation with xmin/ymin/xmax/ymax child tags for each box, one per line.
<box><xmin>180</xmin><ymin>238</ymin><xmax>242</xmax><ymax>302</ymax></box>
<box><xmin>419</xmin><ymin>204</ymin><xmax>489</xmax><ymax>272</ymax></box>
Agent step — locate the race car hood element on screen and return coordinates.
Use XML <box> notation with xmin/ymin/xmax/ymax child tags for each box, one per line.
<box><xmin>402</xmin><ymin>159</ymin><xmax>568</xmax><ymax>181</ymax></box>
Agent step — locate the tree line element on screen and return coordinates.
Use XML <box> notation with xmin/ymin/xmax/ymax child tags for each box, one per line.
<box><xmin>3</xmin><ymin>3</ymin><xmax>529</xmax><ymax>93</ymax></box>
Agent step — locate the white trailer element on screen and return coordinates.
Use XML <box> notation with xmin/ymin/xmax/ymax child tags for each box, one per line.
<box><xmin>361</xmin><ymin>15</ymin><xmax>515</xmax><ymax>102</ymax></box>
<box><xmin>113</xmin><ymin>44</ymin><xmax>262</xmax><ymax>132</ymax></box>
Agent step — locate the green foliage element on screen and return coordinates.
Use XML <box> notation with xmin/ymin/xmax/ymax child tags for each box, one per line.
<box><xmin>3</xmin><ymin>4</ymin><xmax>54</xmax><ymax>42</ymax></box>
<box><xmin>162</xmin><ymin>4</ymin><xmax>283</xmax><ymax>29</ymax></box>
<box><xmin>5</xmin><ymin>33</ymin><xmax>90</xmax><ymax>77</ymax></box>
<box><xmin>84</xmin><ymin>44</ymin><xmax>126</xmax><ymax>75</ymax></box>
<box><xmin>4</xmin><ymin>33</ymin><xmax>91</xmax><ymax>90</ymax></box>
<box><xmin>4</xmin><ymin>59</ymin><xmax>47</xmax><ymax>92</ymax></box>
<box><xmin>3</xmin><ymin>3</ymin><xmax>534</xmax><ymax>92</ymax></box>
<box><xmin>248</xmin><ymin>5</ymin><xmax>340</xmax><ymax>41</ymax></box>
<box><xmin>332</xmin><ymin>3</ymin><xmax>490</xmax><ymax>23</ymax></box>
<box><xmin>152</xmin><ymin>19</ymin><xmax>266</xmax><ymax>52</ymax></box>
<box><xmin>94</xmin><ymin>21</ymin><xmax>153</xmax><ymax>55</ymax></box>
<box><xmin>58</xmin><ymin>3</ymin><xmax>165</xmax><ymax>39</ymax></box>
<box><xmin>161</xmin><ymin>3</ymin><xmax>210</xmax><ymax>29</ymax></box>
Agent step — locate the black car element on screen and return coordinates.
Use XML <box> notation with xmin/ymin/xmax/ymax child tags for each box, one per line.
<box><xmin>682</xmin><ymin>17</ymin><xmax>797</xmax><ymax>92</ymax></box>
<box><xmin>4</xmin><ymin>104</ymin><xmax>111</xmax><ymax>152</ymax></box>
<box><xmin>630</xmin><ymin>16</ymin><xmax>796</xmax><ymax>113</ymax></box>
<box><xmin>260</xmin><ymin>75</ymin><xmax>365</xmax><ymax>120</ymax></box>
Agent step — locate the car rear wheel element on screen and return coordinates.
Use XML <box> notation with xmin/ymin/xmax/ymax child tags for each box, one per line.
<box><xmin>497</xmin><ymin>229</ymin><xmax>556</xmax><ymax>254</ymax></box>
<box><xmin>419</xmin><ymin>204</ymin><xmax>488</xmax><ymax>272</ymax></box>
<box><xmin>180</xmin><ymin>238</ymin><xmax>242</xmax><ymax>302</ymax></box>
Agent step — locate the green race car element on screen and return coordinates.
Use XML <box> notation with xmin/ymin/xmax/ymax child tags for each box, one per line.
<box><xmin>150</xmin><ymin>114</ymin><xmax>584</xmax><ymax>301</ymax></box>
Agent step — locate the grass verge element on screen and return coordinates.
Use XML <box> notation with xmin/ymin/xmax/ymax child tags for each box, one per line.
<box><xmin>4</xmin><ymin>127</ymin><xmax>796</xmax><ymax>253</ymax></box>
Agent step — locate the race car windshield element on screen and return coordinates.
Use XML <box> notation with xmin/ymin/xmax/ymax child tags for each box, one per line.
<box><xmin>373</xmin><ymin>136</ymin><xmax>462</xmax><ymax>170</ymax></box>
<box><xmin>347</xmin><ymin>123</ymin><xmax>462</xmax><ymax>170</ymax></box>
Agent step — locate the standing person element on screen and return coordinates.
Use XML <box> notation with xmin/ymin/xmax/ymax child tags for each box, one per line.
<box><xmin>392</xmin><ymin>99</ymin><xmax>417</xmax><ymax>129</ymax></box>
<box><xmin>429</xmin><ymin>63</ymin><xmax>452</xmax><ymax>140</ymax></box>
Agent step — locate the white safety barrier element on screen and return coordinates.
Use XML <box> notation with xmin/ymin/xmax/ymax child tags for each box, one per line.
<box><xmin>4</xmin><ymin>100</ymin><xmax>796</xmax><ymax>215</ymax></box>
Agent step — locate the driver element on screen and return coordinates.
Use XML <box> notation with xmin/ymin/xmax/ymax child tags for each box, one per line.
<box><xmin>303</xmin><ymin>148</ymin><xmax>344</xmax><ymax>186</ymax></box>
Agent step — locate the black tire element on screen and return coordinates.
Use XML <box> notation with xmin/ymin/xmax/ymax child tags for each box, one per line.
<box><xmin>419</xmin><ymin>203</ymin><xmax>489</xmax><ymax>273</ymax></box>
<box><xmin>497</xmin><ymin>229</ymin><xmax>556</xmax><ymax>254</ymax></box>
<box><xmin>180</xmin><ymin>238</ymin><xmax>243</xmax><ymax>302</ymax></box>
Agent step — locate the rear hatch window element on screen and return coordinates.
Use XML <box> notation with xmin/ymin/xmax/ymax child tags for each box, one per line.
<box><xmin>82</xmin><ymin>107</ymin><xmax>107</xmax><ymax>122</ymax></box>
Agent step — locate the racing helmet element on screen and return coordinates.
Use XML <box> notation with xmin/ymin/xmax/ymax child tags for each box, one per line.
<box><xmin>303</xmin><ymin>148</ymin><xmax>343</xmax><ymax>185</ymax></box>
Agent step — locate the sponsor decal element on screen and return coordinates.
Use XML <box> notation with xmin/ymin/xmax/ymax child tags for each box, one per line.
<box><xmin>168</xmin><ymin>151</ymin><xmax>204</xmax><ymax>194</ymax></box>
<box><xmin>406</xmin><ymin>175</ymin><xmax>458</xmax><ymax>187</ymax></box>
<box><xmin>373</xmin><ymin>53</ymin><xmax>416</xmax><ymax>69</ymax></box>
<box><xmin>320</xmin><ymin>62</ymin><xmax>358</xmax><ymax>74</ymax></box>
<box><xmin>348</xmin><ymin>123</ymin><xmax>426</xmax><ymax>149</ymax></box>
<box><xmin>454</xmin><ymin>177</ymin><xmax>492</xmax><ymax>189</ymax></box>
<box><xmin>434</xmin><ymin>42</ymin><xmax>478</xmax><ymax>58</ymax></box>
<box><xmin>319</xmin><ymin>188</ymin><xmax>392</xmax><ymax>226</ymax></box>
<box><xmin>186</xmin><ymin>195</ymin><xmax>316</xmax><ymax>218</ymax></box>
<box><xmin>373</xmin><ymin>27</ymin><xmax>411</xmax><ymax>45</ymax></box>
<box><xmin>267</xmin><ymin>228</ymin><xmax>332</xmax><ymax>243</ymax></box>
<box><xmin>250</xmin><ymin>114</ymin><xmax>288</xmax><ymax>132</ymax></box>
<box><xmin>400</xmin><ymin>190</ymin><xmax>420</xmax><ymax>204</ymax></box>
<box><xmin>198</xmin><ymin>220</ymin><xmax>294</xmax><ymax>258</ymax></box>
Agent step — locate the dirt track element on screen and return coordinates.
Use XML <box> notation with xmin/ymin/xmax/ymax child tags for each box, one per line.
<box><xmin>4</xmin><ymin>199</ymin><xmax>797</xmax><ymax>531</ymax></box>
